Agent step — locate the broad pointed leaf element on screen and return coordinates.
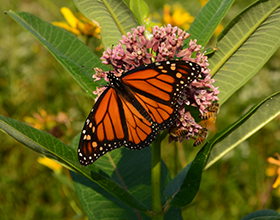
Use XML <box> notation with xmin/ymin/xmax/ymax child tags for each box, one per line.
<box><xmin>209</xmin><ymin>0</ymin><xmax>280</xmax><ymax>104</ymax></box>
<box><xmin>73</xmin><ymin>0</ymin><xmax>139</xmax><ymax>49</ymax></box>
<box><xmin>71</xmin><ymin>171</ymin><xmax>149</xmax><ymax>220</ymax></box>
<box><xmin>0</xmin><ymin>115</ymin><xmax>148</xmax><ymax>211</ymax></box>
<box><xmin>187</xmin><ymin>0</ymin><xmax>234</xmax><ymax>47</ymax></box>
<box><xmin>163</xmin><ymin>140</ymin><xmax>212</xmax><ymax>207</ymax></box>
<box><xmin>206</xmin><ymin>91</ymin><xmax>280</xmax><ymax>169</ymax></box>
<box><xmin>241</xmin><ymin>209</ymin><xmax>280</xmax><ymax>220</ymax></box>
<box><xmin>70</xmin><ymin>135</ymin><xmax>181</xmax><ymax>217</ymax></box>
<box><xmin>72</xmin><ymin>169</ymin><xmax>182</xmax><ymax>220</ymax></box>
<box><xmin>164</xmin><ymin>91</ymin><xmax>280</xmax><ymax>206</ymax></box>
<box><xmin>6</xmin><ymin>10</ymin><xmax>108</xmax><ymax>99</ymax></box>
<box><xmin>0</xmin><ymin>115</ymin><xmax>74</xmax><ymax>167</ymax></box>
<box><xmin>130</xmin><ymin>0</ymin><xmax>149</xmax><ymax>25</ymax></box>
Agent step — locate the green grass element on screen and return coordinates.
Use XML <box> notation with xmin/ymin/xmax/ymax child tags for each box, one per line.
<box><xmin>1</xmin><ymin>0</ymin><xmax>280</xmax><ymax>219</ymax></box>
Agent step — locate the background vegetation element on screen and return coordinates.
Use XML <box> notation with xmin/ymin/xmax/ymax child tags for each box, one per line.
<box><xmin>0</xmin><ymin>0</ymin><xmax>279</xmax><ymax>219</ymax></box>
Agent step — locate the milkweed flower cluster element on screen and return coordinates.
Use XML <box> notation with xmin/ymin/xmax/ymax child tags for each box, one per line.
<box><xmin>93</xmin><ymin>24</ymin><xmax>219</xmax><ymax>142</ymax></box>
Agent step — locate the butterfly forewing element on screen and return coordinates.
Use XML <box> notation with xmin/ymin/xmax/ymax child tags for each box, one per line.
<box><xmin>121</xmin><ymin>60</ymin><xmax>201</xmax><ymax>130</ymax></box>
<box><xmin>78</xmin><ymin>88</ymin><xmax>128</xmax><ymax>165</ymax></box>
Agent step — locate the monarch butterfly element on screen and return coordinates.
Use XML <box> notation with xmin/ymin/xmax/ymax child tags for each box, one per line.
<box><xmin>78</xmin><ymin>60</ymin><xmax>202</xmax><ymax>166</ymax></box>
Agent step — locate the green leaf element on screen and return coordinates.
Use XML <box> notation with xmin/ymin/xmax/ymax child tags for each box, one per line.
<box><xmin>71</xmin><ymin>170</ymin><xmax>183</xmax><ymax>220</ymax></box>
<box><xmin>71</xmin><ymin>171</ymin><xmax>149</xmax><ymax>220</ymax></box>
<box><xmin>130</xmin><ymin>0</ymin><xmax>149</xmax><ymax>25</ymax></box>
<box><xmin>6</xmin><ymin>10</ymin><xmax>108</xmax><ymax>99</ymax></box>
<box><xmin>203</xmin><ymin>47</ymin><xmax>217</xmax><ymax>57</ymax></box>
<box><xmin>73</xmin><ymin>0</ymin><xmax>139</xmax><ymax>49</ymax></box>
<box><xmin>0</xmin><ymin>115</ymin><xmax>147</xmax><ymax>211</ymax></box>
<box><xmin>164</xmin><ymin>141</ymin><xmax>212</xmax><ymax>207</ymax></box>
<box><xmin>205</xmin><ymin>91</ymin><xmax>280</xmax><ymax>169</ymax></box>
<box><xmin>163</xmin><ymin>91</ymin><xmax>280</xmax><ymax>206</ymax></box>
<box><xmin>186</xmin><ymin>0</ymin><xmax>234</xmax><ymax>47</ymax></box>
<box><xmin>240</xmin><ymin>209</ymin><xmax>280</xmax><ymax>220</ymax></box>
<box><xmin>209</xmin><ymin>0</ymin><xmax>280</xmax><ymax>105</ymax></box>
<box><xmin>0</xmin><ymin>115</ymin><xmax>77</xmax><ymax>171</ymax></box>
<box><xmin>71</xmin><ymin>133</ymin><xmax>175</xmax><ymax>214</ymax></box>
<box><xmin>71</xmin><ymin>133</ymin><xmax>182</xmax><ymax>218</ymax></box>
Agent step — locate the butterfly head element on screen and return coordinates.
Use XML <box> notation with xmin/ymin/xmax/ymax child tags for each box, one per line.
<box><xmin>107</xmin><ymin>71</ymin><xmax>116</xmax><ymax>82</ymax></box>
<box><xmin>106</xmin><ymin>71</ymin><xmax>122</xmax><ymax>87</ymax></box>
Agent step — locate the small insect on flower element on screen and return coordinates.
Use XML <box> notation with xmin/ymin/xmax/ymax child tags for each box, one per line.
<box><xmin>199</xmin><ymin>102</ymin><xmax>220</xmax><ymax>120</ymax></box>
<box><xmin>169</xmin><ymin>125</ymin><xmax>189</xmax><ymax>138</ymax></box>
<box><xmin>193</xmin><ymin>127</ymin><xmax>208</xmax><ymax>147</ymax></box>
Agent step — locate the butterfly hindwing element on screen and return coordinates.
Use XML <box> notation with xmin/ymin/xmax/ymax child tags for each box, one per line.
<box><xmin>119</xmin><ymin>96</ymin><xmax>159</xmax><ymax>150</ymax></box>
<box><xmin>130</xmin><ymin>91</ymin><xmax>176</xmax><ymax>130</ymax></box>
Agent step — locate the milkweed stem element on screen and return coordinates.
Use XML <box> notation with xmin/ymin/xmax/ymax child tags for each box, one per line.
<box><xmin>151</xmin><ymin>132</ymin><xmax>166</xmax><ymax>220</ymax></box>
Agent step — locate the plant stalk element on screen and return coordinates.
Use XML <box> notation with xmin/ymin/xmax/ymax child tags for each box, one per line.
<box><xmin>151</xmin><ymin>134</ymin><xmax>164</xmax><ymax>220</ymax></box>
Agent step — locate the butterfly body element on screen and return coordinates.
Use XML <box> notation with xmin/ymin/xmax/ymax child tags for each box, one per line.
<box><xmin>78</xmin><ymin>60</ymin><xmax>201</xmax><ymax>166</ymax></box>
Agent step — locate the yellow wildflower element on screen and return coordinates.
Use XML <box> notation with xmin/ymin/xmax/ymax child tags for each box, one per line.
<box><xmin>267</xmin><ymin>153</ymin><xmax>280</xmax><ymax>188</ymax></box>
<box><xmin>23</xmin><ymin>108</ymin><xmax>73</xmax><ymax>137</ymax></box>
<box><xmin>52</xmin><ymin>7</ymin><xmax>101</xmax><ymax>38</ymax></box>
<box><xmin>24</xmin><ymin>108</ymin><xmax>56</xmax><ymax>130</ymax></box>
<box><xmin>37</xmin><ymin>157</ymin><xmax>63</xmax><ymax>174</ymax></box>
<box><xmin>199</xmin><ymin>0</ymin><xmax>208</xmax><ymax>7</ymax></box>
<box><xmin>162</xmin><ymin>4</ymin><xmax>194</xmax><ymax>30</ymax></box>
<box><xmin>214</xmin><ymin>23</ymin><xmax>224</xmax><ymax>36</ymax></box>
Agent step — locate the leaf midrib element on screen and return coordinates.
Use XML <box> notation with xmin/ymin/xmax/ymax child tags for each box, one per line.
<box><xmin>103</xmin><ymin>0</ymin><xmax>127</xmax><ymax>36</ymax></box>
<box><xmin>212</xmin><ymin>2</ymin><xmax>280</xmax><ymax>74</ymax></box>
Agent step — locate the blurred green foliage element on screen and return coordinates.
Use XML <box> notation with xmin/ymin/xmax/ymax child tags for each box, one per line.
<box><xmin>1</xmin><ymin>0</ymin><xmax>279</xmax><ymax>219</ymax></box>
